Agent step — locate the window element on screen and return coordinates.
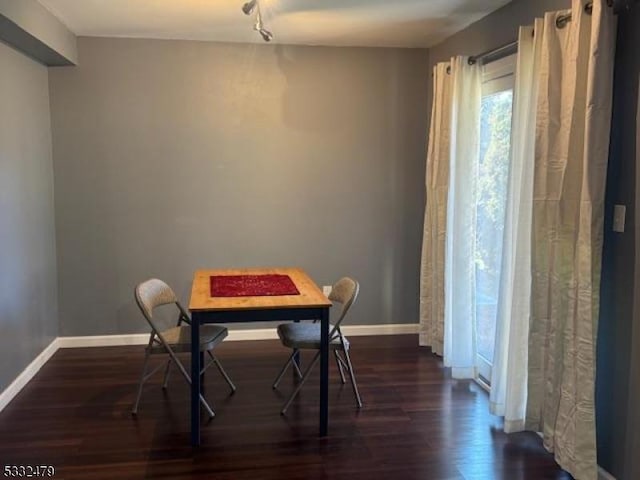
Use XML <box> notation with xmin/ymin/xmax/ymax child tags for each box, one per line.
<box><xmin>475</xmin><ymin>55</ymin><xmax>515</xmax><ymax>385</ymax></box>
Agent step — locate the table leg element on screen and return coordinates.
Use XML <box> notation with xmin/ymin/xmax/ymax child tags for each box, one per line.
<box><xmin>319</xmin><ymin>307</ymin><xmax>329</xmax><ymax>437</ymax></box>
<box><xmin>191</xmin><ymin>313</ymin><xmax>201</xmax><ymax>447</ymax></box>
<box><xmin>200</xmin><ymin>352</ymin><xmax>205</xmax><ymax>392</ymax></box>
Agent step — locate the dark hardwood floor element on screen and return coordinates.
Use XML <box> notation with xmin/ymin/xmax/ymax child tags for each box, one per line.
<box><xmin>0</xmin><ymin>335</ymin><xmax>570</xmax><ymax>479</ymax></box>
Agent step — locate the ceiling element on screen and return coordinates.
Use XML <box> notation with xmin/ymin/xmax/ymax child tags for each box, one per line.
<box><xmin>38</xmin><ymin>0</ymin><xmax>511</xmax><ymax>49</ymax></box>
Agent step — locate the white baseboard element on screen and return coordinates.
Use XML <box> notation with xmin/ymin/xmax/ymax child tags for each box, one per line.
<box><xmin>0</xmin><ymin>338</ymin><xmax>60</xmax><ymax>412</ymax></box>
<box><xmin>227</xmin><ymin>328</ymin><xmax>278</xmax><ymax>341</ymax></box>
<box><xmin>598</xmin><ymin>466</ymin><xmax>616</xmax><ymax>480</ymax></box>
<box><xmin>56</xmin><ymin>333</ymin><xmax>149</xmax><ymax>348</ymax></box>
<box><xmin>57</xmin><ymin>323</ymin><xmax>419</xmax><ymax>348</ymax></box>
<box><xmin>343</xmin><ymin>324</ymin><xmax>419</xmax><ymax>336</ymax></box>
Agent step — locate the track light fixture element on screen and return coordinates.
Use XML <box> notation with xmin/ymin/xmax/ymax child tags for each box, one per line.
<box><xmin>241</xmin><ymin>0</ymin><xmax>273</xmax><ymax>42</ymax></box>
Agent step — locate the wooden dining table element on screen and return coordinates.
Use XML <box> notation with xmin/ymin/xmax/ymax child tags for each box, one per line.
<box><xmin>188</xmin><ymin>267</ymin><xmax>333</xmax><ymax>446</ymax></box>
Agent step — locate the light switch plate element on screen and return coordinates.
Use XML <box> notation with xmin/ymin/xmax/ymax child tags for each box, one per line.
<box><xmin>613</xmin><ymin>204</ymin><xmax>626</xmax><ymax>233</ymax></box>
<box><xmin>322</xmin><ymin>286</ymin><xmax>332</xmax><ymax>297</ymax></box>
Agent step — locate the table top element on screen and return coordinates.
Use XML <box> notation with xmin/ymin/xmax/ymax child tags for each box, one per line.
<box><xmin>189</xmin><ymin>267</ymin><xmax>332</xmax><ymax>312</ymax></box>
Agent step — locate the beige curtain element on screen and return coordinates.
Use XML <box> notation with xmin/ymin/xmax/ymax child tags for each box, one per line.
<box><xmin>419</xmin><ymin>62</ymin><xmax>452</xmax><ymax>355</ymax></box>
<box><xmin>526</xmin><ymin>1</ymin><xmax>616</xmax><ymax>479</ymax></box>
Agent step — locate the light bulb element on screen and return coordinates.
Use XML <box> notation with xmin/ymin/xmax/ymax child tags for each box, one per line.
<box><xmin>242</xmin><ymin>0</ymin><xmax>257</xmax><ymax>15</ymax></box>
<box><xmin>259</xmin><ymin>29</ymin><xmax>273</xmax><ymax>42</ymax></box>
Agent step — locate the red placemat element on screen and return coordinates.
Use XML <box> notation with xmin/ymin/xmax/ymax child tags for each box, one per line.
<box><xmin>210</xmin><ymin>274</ymin><xmax>300</xmax><ymax>297</ymax></box>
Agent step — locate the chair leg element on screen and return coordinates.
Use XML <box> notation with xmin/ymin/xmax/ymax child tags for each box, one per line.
<box><xmin>334</xmin><ymin>350</ymin><xmax>346</xmax><ymax>384</ymax></box>
<box><xmin>162</xmin><ymin>358</ymin><xmax>172</xmax><ymax>389</ymax></box>
<box><xmin>281</xmin><ymin>352</ymin><xmax>320</xmax><ymax>415</ymax></box>
<box><xmin>343</xmin><ymin>348</ymin><xmax>363</xmax><ymax>408</ymax></box>
<box><xmin>336</xmin><ymin>351</ymin><xmax>349</xmax><ymax>370</ymax></box>
<box><xmin>170</xmin><ymin>353</ymin><xmax>216</xmax><ymax>419</ymax></box>
<box><xmin>207</xmin><ymin>351</ymin><xmax>236</xmax><ymax>393</ymax></box>
<box><xmin>132</xmin><ymin>349</ymin><xmax>151</xmax><ymax>415</ymax></box>
<box><xmin>292</xmin><ymin>350</ymin><xmax>303</xmax><ymax>379</ymax></box>
<box><xmin>273</xmin><ymin>350</ymin><xmax>298</xmax><ymax>389</ymax></box>
<box><xmin>199</xmin><ymin>393</ymin><xmax>215</xmax><ymax>418</ymax></box>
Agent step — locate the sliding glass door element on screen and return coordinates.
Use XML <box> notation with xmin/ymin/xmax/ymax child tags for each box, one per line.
<box><xmin>475</xmin><ymin>55</ymin><xmax>515</xmax><ymax>384</ymax></box>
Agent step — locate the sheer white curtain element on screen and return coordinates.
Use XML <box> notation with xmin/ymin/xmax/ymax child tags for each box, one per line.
<box><xmin>527</xmin><ymin>1</ymin><xmax>616</xmax><ymax>479</ymax></box>
<box><xmin>419</xmin><ymin>57</ymin><xmax>481</xmax><ymax>369</ymax></box>
<box><xmin>419</xmin><ymin>62</ymin><xmax>452</xmax><ymax>355</ymax></box>
<box><xmin>443</xmin><ymin>57</ymin><xmax>482</xmax><ymax>378</ymax></box>
<box><xmin>489</xmin><ymin>20</ymin><xmax>543</xmax><ymax>432</ymax></box>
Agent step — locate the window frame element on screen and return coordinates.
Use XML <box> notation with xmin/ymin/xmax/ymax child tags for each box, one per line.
<box><xmin>482</xmin><ymin>54</ymin><xmax>516</xmax><ymax>95</ymax></box>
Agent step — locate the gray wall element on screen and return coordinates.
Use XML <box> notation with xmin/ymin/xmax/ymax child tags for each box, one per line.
<box><xmin>48</xmin><ymin>37</ymin><xmax>429</xmax><ymax>336</ymax></box>
<box><xmin>0</xmin><ymin>41</ymin><xmax>58</xmax><ymax>391</ymax></box>
<box><xmin>0</xmin><ymin>0</ymin><xmax>77</xmax><ymax>65</ymax></box>
<box><xmin>599</xmin><ymin>5</ymin><xmax>640</xmax><ymax>479</ymax></box>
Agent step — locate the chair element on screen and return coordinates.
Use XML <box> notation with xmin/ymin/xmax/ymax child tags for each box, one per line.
<box><xmin>272</xmin><ymin>277</ymin><xmax>362</xmax><ymax>414</ymax></box>
<box><xmin>131</xmin><ymin>278</ymin><xmax>236</xmax><ymax>417</ymax></box>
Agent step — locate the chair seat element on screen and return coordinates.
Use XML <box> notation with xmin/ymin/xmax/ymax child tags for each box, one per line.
<box><xmin>150</xmin><ymin>325</ymin><xmax>228</xmax><ymax>354</ymax></box>
<box><xmin>277</xmin><ymin>323</ymin><xmax>349</xmax><ymax>350</ymax></box>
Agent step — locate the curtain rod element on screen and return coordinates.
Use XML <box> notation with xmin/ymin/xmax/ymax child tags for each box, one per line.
<box><xmin>468</xmin><ymin>0</ymin><xmax>618</xmax><ymax>65</ymax></box>
<box><xmin>468</xmin><ymin>40</ymin><xmax>518</xmax><ymax>66</ymax></box>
